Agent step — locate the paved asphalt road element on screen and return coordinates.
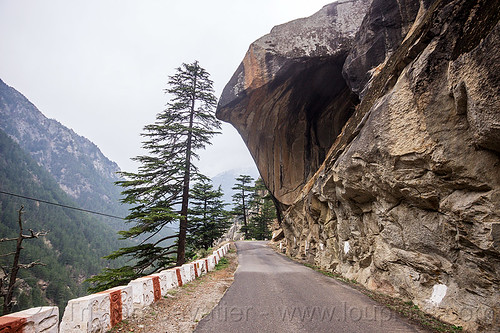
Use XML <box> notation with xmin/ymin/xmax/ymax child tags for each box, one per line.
<box><xmin>195</xmin><ymin>241</ymin><xmax>426</xmax><ymax>333</ymax></box>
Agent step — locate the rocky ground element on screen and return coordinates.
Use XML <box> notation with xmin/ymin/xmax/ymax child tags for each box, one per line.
<box><xmin>108</xmin><ymin>244</ymin><xmax>238</xmax><ymax>333</ymax></box>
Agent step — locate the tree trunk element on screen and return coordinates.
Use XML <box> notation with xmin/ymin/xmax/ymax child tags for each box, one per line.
<box><xmin>2</xmin><ymin>207</ymin><xmax>24</xmax><ymax>315</ymax></box>
<box><xmin>176</xmin><ymin>63</ymin><xmax>198</xmax><ymax>266</ymax></box>
<box><xmin>203</xmin><ymin>198</ymin><xmax>208</xmax><ymax>249</ymax></box>
<box><xmin>242</xmin><ymin>188</ymin><xmax>248</xmax><ymax>238</ymax></box>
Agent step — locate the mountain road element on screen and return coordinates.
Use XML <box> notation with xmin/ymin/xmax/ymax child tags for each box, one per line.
<box><xmin>195</xmin><ymin>241</ymin><xmax>426</xmax><ymax>333</ymax></box>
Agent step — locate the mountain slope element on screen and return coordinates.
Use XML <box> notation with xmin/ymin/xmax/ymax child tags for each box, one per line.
<box><xmin>0</xmin><ymin>128</ymin><xmax>128</xmax><ymax>314</ymax></box>
<box><xmin>0</xmin><ymin>78</ymin><xmax>128</xmax><ymax>229</ymax></box>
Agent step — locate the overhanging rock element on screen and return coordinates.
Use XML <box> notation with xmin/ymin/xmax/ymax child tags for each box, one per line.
<box><xmin>217</xmin><ymin>0</ymin><xmax>371</xmax><ymax>206</ymax></box>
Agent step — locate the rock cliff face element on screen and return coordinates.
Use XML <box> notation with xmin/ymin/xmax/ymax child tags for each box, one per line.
<box><xmin>218</xmin><ymin>0</ymin><xmax>371</xmax><ymax>205</ymax></box>
<box><xmin>218</xmin><ymin>0</ymin><xmax>500</xmax><ymax>331</ymax></box>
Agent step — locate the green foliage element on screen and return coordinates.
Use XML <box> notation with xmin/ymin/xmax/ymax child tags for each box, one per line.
<box><xmin>86</xmin><ymin>266</ymin><xmax>138</xmax><ymax>294</ymax></box>
<box><xmin>246</xmin><ymin>178</ymin><xmax>275</xmax><ymax>240</ymax></box>
<box><xmin>0</xmin><ymin>129</ymin><xmax>127</xmax><ymax>314</ymax></box>
<box><xmin>192</xmin><ymin>247</ymin><xmax>213</xmax><ymax>260</ymax></box>
<box><xmin>231</xmin><ymin>175</ymin><xmax>255</xmax><ymax>238</ymax></box>
<box><xmin>248</xmin><ymin>200</ymin><xmax>274</xmax><ymax>240</ymax></box>
<box><xmin>187</xmin><ymin>179</ymin><xmax>231</xmax><ymax>251</ymax></box>
<box><xmin>214</xmin><ymin>257</ymin><xmax>229</xmax><ymax>270</ymax></box>
<box><xmin>231</xmin><ymin>177</ymin><xmax>276</xmax><ymax>240</ymax></box>
<box><xmin>0</xmin><ymin>79</ymin><xmax>131</xmax><ymax>233</ymax></box>
<box><xmin>89</xmin><ymin>61</ymin><xmax>221</xmax><ymax>291</ymax></box>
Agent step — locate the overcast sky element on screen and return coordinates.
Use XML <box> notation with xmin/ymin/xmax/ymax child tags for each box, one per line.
<box><xmin>0</xmin><ymin>0</ymin><xmax>330</xmax><ymax>177</ymax></box>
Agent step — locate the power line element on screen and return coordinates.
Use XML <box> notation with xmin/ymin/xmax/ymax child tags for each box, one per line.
<box><xmin>0</xmin><ymin>189</ymin><xmax>125</xmax><ymax>220</ymax></box>
<box><xmin>0</xmin><ymin>189</ymin><xmax>181</xmax><ymax>232</ymax></box>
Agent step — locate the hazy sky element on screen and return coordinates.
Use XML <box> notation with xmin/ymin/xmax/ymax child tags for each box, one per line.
<box><xmin>0</xmin><ymin>0</ymin><xmax>330</xmax><ymax>177</ymax></box>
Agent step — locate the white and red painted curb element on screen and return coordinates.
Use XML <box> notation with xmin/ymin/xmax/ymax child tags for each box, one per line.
<box><xmin>1</xmin><ymin>243</ymin><xmax>231</xmax><ymax>333</ymax></box>
<box><xmin>59</xmin><ymin>284</ymin><xmax>133</xmax><ymax>332</ymax></box>
<box><xmin>207</xmin><ymin>254</ymin><xmax>217</xmax><ymax>271</ymax></box>
<box><xmin>148</xmin><ymin>269</ymin><xmax>179</xmax><ymax>295</ymax></box>
<box><xmin>128</xmin><ymin>276</ymin><xmax>157</xmax><ymax>309</ymax></box>
<box><xmin>181</xmin><ymin>263</ymin><xmax>195</xmax><ymax>283</ymax></box>
<box><xmin>0</xmin><ymin>306</ymin><xmax>58</xmax><ymax>333</ymax></box>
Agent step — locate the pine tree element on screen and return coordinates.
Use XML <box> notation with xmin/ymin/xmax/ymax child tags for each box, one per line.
<box><xmin>87</xmin><ymin>61</ymin><xmax>220</xmax><ymax>292</ymax></box>
<box><xmin>248</xmin><ymin>178</ymin><xmax>276</xmax><ymax>240</ymax></box>
<box><xmin>187</xmin><ymin>179</ymin><xmax>231</xmax><ymax>250</ymax></box>
<box><xmin>231</xmin><ymin>175</ymin><xmax>255</xmax><ymax>239</ymax></box>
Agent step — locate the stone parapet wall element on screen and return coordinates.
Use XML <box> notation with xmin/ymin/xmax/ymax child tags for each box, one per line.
<box><xmin>0</xmin><ymin>243</ymin><xmax>231</xmax><ymax>333</ymax></box>
<box><xmin>0</xmin><ymin>306</ymin><xmax>59</xmax><ymax>333</ymax></box>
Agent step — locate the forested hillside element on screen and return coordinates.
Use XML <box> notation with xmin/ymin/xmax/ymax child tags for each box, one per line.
<box><xmin>0</xmin><ymin>129</ymin><xmax>128</xmax><ymax>314</ymax></box>
<box><xmin>0</xmin><ymin>78</ymin><xmax>129</xmax><ymax>231</ymax></box>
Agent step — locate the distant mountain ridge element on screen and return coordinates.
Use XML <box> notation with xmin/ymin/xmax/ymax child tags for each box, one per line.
<box><xmin>0</xmin><ymin>78</ymin><xmax>128</xmax><ymax>222</ymax></box>
<box><xmin>0</xmin><ymin>127</ymin><xmax>128</xmax><ymax>314</ymax></box>
<box><xmin>0</xmin><ymin>78</ymin><xmax>134</xmax><ymax>313</ymax></box>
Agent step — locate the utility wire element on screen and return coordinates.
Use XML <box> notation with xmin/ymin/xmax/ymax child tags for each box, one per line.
<box><xmin>0</xmin><ymin>189</ymin><xmax>180</xmax><ymax>232</ymax></box>
<box><xmin>0</xmin><ymin>189</ymin><xmax>125</xmax><ymax>220</ymax></box>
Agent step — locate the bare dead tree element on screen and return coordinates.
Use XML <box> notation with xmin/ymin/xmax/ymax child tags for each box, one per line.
<box><xmin>0</xmin><ymin>206</ymin><xmax>47</xmax><ymax>315</ymax></box>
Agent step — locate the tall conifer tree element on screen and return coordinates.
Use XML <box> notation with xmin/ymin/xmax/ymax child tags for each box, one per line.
<box><xmin>248</xmin><ymin>178</ymin><xmax>275</xmax><ymax>240</ymax></box>
<box><xmin>187</xmin><ymin>179</ymin><xmax>230</xmax><ymax>250</ymax></box>
<box><xmin>87</xmin><ymin>61</ymin><xmax>220</xmax><ymax>292</ymax></box>
<box><xmin>231</xmin><ymin>175</ymin><xmax>255</xmax><ymax>238</ymax></box>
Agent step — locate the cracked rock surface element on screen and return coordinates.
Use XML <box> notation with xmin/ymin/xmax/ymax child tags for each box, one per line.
<box><xmin>218</xmin><ymin>0</ymin><xmax>500</xmax><ymax>331</ymax></box>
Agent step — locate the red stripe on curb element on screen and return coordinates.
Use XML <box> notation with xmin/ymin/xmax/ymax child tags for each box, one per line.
<box><xmin>175</xmin><ymin>268</ymin><xmax>183</xmax><ymax>287</ymax></box>
<box><xmin>98</xmin><ymin>288</ymin><xmax>124</xmax><ymax>328</ymax></box>
<box><xmin>194</xmin><ymin>263</ymin><xmax>198</xmax><ymax>278</ymax></box>
<box><xmin>144</xmin><ymin>275</ymin><xmax>162</xmax><ymax>301</ymax></box>
<box><xmin>152</xmin><ymin>276</ymin><xmax>161</xmax><ymax>301</ymax></box>
<box><xmin>0</xmin><ymin>316</ymin><xmax>26</xmax><ymax>333</ymax></box>
<box><xmin>109</xmin><ymin>290</ymin><xmax>122</xmax><ymax>327</ymax></box>
<box><xmin>205</xmin><ymin>259</ymin><xmax>208</xmax><ymax>272</ymax></box>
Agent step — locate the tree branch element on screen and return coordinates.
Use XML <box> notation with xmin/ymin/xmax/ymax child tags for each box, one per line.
<box><xmin>155</xmin><ymin>243</ymin><xmax>178</xmax><ymax>251</ymax></box>
<box><xmin>18</xmin><ymin>261</ymin><xmax>46</xmax><ymax>269</ymax></box>
<box><xmin>138</xmin><ymin>227</ymin><xmax>178</xmax><ymax>246</ymax></box>
<box><xmin>136</xmin><ymin>250</ymin><xmax>178</xmax><ymax>272</ymax></box>
<box><xmin>0</xmin><ymin>266</ymin><xmax>8</xmax><ymax>281</ymax></box>
<box><xmin>152</xmin><ymin>263</ymin><xmax>177</xmax><ymax>273</ymax></box>
<box><xmin>0</xmin><ymin>237</ymin><xmax>18</xmax><ymax>242</ymax></box>
<box><xmin>152</xmin><ymin>234</ymin><xmax>180</xmax><ymax>247</ymax></box>
<box><xmin>2</xmin><ymin>206</ymin><xmax>47</xmax><ymax>315</ymax></box>
<box><xmin>31</xmin><ymin>230</ymin><xmax>47</xmax><ymax>238</ymax></box>
<box><xmin>21</xmin><ymin>229</ymin><xmax>48</xmax><ymax>239</ymax></box>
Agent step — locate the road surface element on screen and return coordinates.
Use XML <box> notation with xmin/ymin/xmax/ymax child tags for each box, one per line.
<box><xmin>195</xmin><ymin>241</ymin><xmax>426</xmax><ymax>333</ymax></box>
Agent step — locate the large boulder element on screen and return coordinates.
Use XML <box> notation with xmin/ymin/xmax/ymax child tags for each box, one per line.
<box><xmin>218</xmin><ymin>0</ymin><xmax>500</xmax><ymax>331</ymax></box>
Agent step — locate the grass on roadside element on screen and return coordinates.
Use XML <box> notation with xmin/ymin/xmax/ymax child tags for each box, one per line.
<box><xmin>215</xmin><ymin>257</ymin><xmax>229</xmax><ymax>270</ymax></box>
<box><xmin>165</xmin><ymin>288</ymin><xmax>178</xmax><ymax>297</ymax></box>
